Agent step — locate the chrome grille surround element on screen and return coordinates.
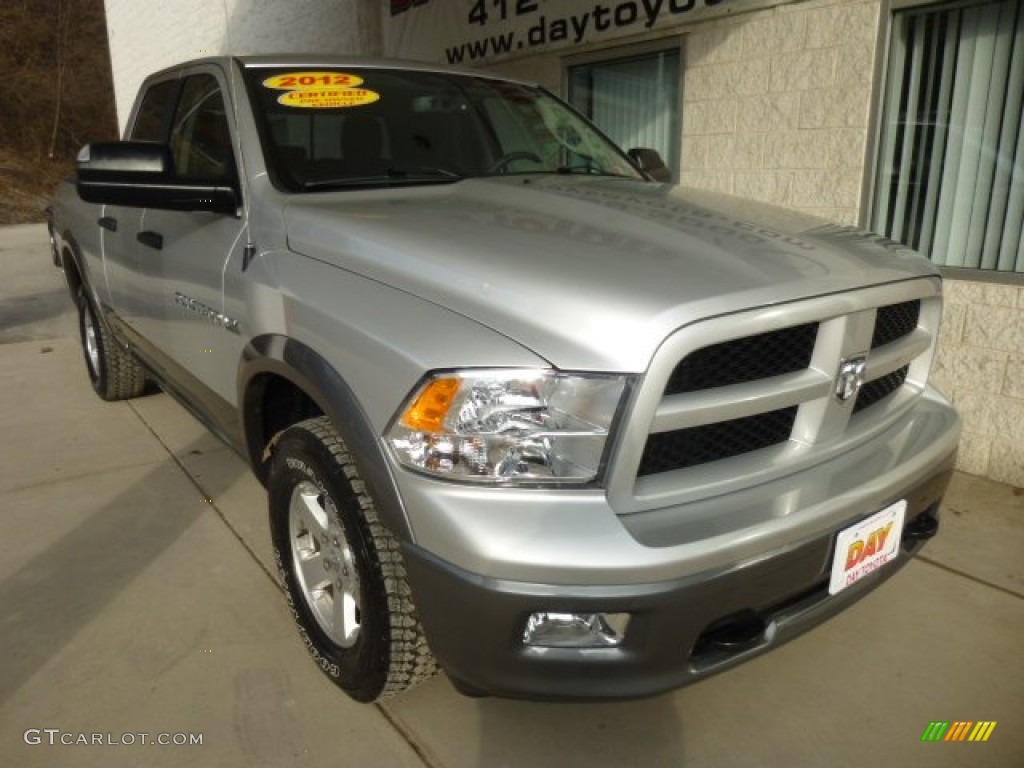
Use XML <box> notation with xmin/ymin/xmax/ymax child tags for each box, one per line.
<box><xmin>606</xmin><ymin>278</ymin><xmax>942</xmax><ymax>514</ymax></box>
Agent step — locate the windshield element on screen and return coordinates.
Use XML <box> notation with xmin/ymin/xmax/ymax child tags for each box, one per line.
<box><xmin>244</xmin><ymin>67</ymin><xmax>644</xmax><ymax>192</ymax></box>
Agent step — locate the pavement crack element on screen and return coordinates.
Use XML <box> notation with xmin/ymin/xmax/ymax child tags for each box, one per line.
<box><xmin>915</xmin><ymin>555</ymin><xmax>1024</xmax><ymax>600</ymax></box>
<box><xmin>375</xmin><ymin>704</ymin><xmax>445</xmax><ymax>768</ymax></box>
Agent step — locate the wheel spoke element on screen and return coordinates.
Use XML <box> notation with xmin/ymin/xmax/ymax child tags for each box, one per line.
<box><xmin>297</xmin><ymin>549</ymin><xmax>330</xmax><ymax>591</ymax></box>
<box><xmin>333</xmin><ymin>578</ymin><xmax>361</xmax><ymax>646</ymax></box>
<box><xmin>294</xmin><ymin>485</ymin><xmax>329</xmax><ymax>537</ymax></box>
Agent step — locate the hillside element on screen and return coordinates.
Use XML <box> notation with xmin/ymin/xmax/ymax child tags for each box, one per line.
<box><xmin>0</xmin><ymin>0</ymin><xmax>117</xmax><ymax>224</ymax></box>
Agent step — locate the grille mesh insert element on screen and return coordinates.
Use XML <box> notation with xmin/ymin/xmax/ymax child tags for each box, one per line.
<box><xmin>872</xmin><ymin>300</ymin><xmax>920</xmax><ymax>349</ymax></box>
<box><xmin>638</xmin><ymin>407</ymin><xmax>798</xmax><ymax>476</ymax></box>
<box><xmin>853</xmin><ymin>365</ymin><xmax>909</xmax><ymax>414</ymax></box>
<box><xmin>664</xmin><ymin>323</ymin><xmax>818</xmax><ymax>396</ymax></box>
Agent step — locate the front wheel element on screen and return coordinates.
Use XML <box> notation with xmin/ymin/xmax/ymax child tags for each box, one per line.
<box><xmin>269</xmin><ymin>416</ymin><xmax>437</xmax><ymax>702</ymax></box>
<box><xmin>77</xmin><ymin>289</ymin><xmax>147</xmax><ymax>401</ymax></box>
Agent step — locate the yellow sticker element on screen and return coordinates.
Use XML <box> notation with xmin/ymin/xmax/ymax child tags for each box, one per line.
<box><xmin>263</xmin><ymin>71</ymin><xmax>365</xmax><ymax>90</ymax></box>
<box><xmin>277</xmin><ymin>88</ymin><xmax>380</xmax><ymax>109</ymax></box>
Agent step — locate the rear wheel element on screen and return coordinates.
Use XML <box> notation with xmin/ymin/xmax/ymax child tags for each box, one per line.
<box><xmin>269</xmin><ymin>416</ymin><xmax>437</xmax><ymax>701</ymax></box>
<box><xmin>77</xmin><ymin>289</ymin><xmax>146</xmax><ymax>401</ymax></box>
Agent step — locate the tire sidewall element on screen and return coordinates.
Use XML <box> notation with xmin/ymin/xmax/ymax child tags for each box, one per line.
<box><xmin>48</xmin><ymin>222</ymin><xmax>60</xmax><ymax>267</ymax></box>
<box><xmin>268</xmin><ymin>426</ymin><xmax>389</xmax><ymax>702</ymax></box>
<box><xmin>77</xmin><ymin>292</ymin><xmax>108</xmax><ymax>397</ymax></box>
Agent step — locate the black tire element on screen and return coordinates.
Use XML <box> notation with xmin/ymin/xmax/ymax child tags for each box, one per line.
<box><xmin>269</xmin><ymin>416</ymin><xmax>437</xmax><ymax>702</ymax></box>
<box><xmin>77</xmin><ymin>288</ymin><xmax>147</xmax><ymax>401</ymax></box>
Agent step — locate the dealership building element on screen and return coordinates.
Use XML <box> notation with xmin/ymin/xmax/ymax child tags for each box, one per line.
<box><xmin>102</xmin><ymin>0</ymin><xmax>1024</xmax><ymax>486</ymax></box>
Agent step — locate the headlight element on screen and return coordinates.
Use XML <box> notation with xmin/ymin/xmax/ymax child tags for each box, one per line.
<box><xmin>386</xmin><ymin>370</ymin><xmax>631</xmax><ymax>485</ymax></box>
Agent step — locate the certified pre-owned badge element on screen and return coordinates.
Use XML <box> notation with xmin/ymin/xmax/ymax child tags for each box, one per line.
<box><xmin>835</xmin><ymin>356</ymin><xmax>867</xmax><ymax>403</ymax></box>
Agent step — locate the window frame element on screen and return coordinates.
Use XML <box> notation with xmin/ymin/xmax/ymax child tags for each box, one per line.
<box><xmin>126</xmin><ymin>77</ymin><xmax>181</xmax><ymax>142</ymax></box>
<box><xmin>168</xmin><ymin>73</ymin><xmax>238</xmax><ymax>185</ymax></box>
<box><xmin>123</xmin><ymin>64</ymin><xmax>243</xmax><ymax>204</ymax></box>
<box><xmin>865</xmin><ymin>0</ymin><xmax>1024</xmax><ymax>285</ymax></box>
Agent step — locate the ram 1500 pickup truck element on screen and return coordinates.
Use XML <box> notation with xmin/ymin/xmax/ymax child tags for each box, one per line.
<box><xmin>51</xmin><ymin>55</ymin><xmax>960</xmax><ymax>702</ymax></box>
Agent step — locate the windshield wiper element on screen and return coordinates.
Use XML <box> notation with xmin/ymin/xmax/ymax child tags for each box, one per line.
<box><xmin>303</xmin><ymin>167</ymin><xmax>463</xmax><ymax>190</ymax></box>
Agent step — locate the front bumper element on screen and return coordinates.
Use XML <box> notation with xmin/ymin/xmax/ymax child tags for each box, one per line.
<box><xmin>394</xmin><ymin>387</ymin><xmax>959</xmax><ymax>699</ymax></box>
<box><xmin>403</xmin><ymin>464</ymin><xmax>951</xmax><ymax>700</ymax></box>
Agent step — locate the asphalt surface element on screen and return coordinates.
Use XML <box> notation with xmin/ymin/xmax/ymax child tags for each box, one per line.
<box><xmin>1</xmin><ymin>222</ymin><xmax>1022</xmax><ymax>767</ymax></box>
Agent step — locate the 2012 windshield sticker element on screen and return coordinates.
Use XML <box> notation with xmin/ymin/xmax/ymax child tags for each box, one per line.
<box><xmin>263</xmin><ymin>72</ymin><xmax>365</xmax><ymax>89</ymax></box>
<box><xmin>263</xmin><ymin>72</ymin><xmax>379</xmax><ymax>109</ymax></box>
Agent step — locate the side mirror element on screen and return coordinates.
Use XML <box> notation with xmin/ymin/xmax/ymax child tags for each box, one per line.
<box><xmin>628</xmin><ymin>147</ymin><xmax>672</xmax><ymax>183</ymax></box>
<box><xmin>76</xmin><ymin>141</ymin><xmax>237</xmax><ymax>215</ymax></box>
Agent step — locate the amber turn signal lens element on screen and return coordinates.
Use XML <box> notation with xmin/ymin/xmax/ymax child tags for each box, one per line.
<box><xmin>400</xmin><ymin>377</ymin><xmax>460</xmax><ymax>432</ymax></box>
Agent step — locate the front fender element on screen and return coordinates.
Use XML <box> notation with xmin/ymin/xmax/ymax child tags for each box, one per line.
<box><xmin>239</xmin><ymin>334</ymin><xmax>416</xmax><ymax>542</ymax></box>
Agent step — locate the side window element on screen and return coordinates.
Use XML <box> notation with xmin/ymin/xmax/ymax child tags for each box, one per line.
<box><xmin>129</xmin><ymin>80</ymin><xmax>178</xmax><ymax>141</ymax></box>
<box><xmin>169</xmin><ymin>74</ymin><xmax>235</xmax><ymax>183</ymax></box>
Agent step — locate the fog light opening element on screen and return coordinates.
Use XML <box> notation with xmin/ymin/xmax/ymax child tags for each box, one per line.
<box><xmin>522</xmin><ymin>612</ymin><xmax>631</xmax><ymax>648</ymax></box>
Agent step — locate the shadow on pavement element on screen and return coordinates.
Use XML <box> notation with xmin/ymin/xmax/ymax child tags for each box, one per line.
<box><xmin>0</xmin><ymin>288</ymin><xmax>72</xmax><ymax>344</ymax></box>
<box><xmin>0</xmin><ymin>434</ymin><xmax>245</xmax><ymax>704</ymax></box>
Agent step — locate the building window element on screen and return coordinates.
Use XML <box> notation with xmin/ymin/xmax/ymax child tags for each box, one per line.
<box><xmin>568</xmin><ymin>48</ymin><xmax>680</xmax><ymax>180</ymax></box>
<box><xmin>872</xmin><ymin>0</ymin><xmax>1024</xmax><ymax>275</ymax></box>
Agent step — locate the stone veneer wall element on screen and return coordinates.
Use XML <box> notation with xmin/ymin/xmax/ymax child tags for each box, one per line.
<box><xmin>932</xmin><ymin>281</ymin><xmax>1024</xmax><ymax>487</ymax></box>
<box><xmin>679</xmin><ymin>0</ymin><xmax>881</xmax><ymax>226</ymax></box>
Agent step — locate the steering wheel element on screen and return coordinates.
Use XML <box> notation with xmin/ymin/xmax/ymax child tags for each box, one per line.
<box><xmin>487</xmin><ymin>151</ymin><xmax>542</xmax><ymax>174</ymax></box>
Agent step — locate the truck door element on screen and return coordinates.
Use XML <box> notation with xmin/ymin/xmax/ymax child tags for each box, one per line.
<box><xmin>137</xmin><ymin>69</ymin><xmax>249</xmax><ymax>416</ymax></box>
<box><xmin>100</xmin><ymin>78</ymin><xmax>178</xmax><ymax>324</ymax></box>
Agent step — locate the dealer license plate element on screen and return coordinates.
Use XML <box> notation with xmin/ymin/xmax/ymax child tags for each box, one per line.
<box><xmin>828</xmin><ymin>500</ymin><xmax>907</xmax><ymax>596</ymax></box>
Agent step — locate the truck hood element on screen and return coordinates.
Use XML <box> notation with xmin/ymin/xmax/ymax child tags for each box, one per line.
<box><xmin>283</xmin><ymin>176</ymin><xmax>937</xmax><ymax>372</ymax></box>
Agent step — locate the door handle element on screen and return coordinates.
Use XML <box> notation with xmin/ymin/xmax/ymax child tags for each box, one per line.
<box><xmin>98</xmin><ymin>216</ymin><xmax>117</xmax><ymax>232</ymax></box>
<box><xmin>137</xmin><ymin>231</ymin><xmax>163</xmax><ymax>250</ymax></box>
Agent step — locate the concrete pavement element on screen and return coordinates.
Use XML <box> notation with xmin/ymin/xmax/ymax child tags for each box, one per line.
<box><xmin>2</xmin><ymin>222</ymin><xmax>1022</xmax><ymax>767</ymax></box>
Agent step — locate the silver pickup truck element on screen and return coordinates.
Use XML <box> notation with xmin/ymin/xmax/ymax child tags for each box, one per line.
<box><xmin>51</xmin><ymin>55</ymin><xmax>960</xmax><ymax>702</ymax></box>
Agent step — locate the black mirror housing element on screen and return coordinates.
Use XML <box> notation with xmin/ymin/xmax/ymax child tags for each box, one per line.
<box><xmin>628</xmin><ymin>147</ymin><xmax>672</xmax><ymax>183</ymax></box>
<box><xmin>76</xmin><ymin>141</ymin><xmax>237</xmax><ymax>215</ymax></box>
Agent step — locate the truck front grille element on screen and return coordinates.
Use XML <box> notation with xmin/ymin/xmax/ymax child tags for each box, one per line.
<box><xmin>619</xmin><ymin>287</ymin><xmax>940</xmax><ymax>505</ymax></box>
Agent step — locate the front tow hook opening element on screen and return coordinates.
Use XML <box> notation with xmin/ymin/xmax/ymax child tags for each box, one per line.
<box><xmin>692</xmin><ymin>609</ymin><xmax>767</xmax><ymax>659</ymax></box>
<box><xmin>904</xmin><ymin>504</ymin><xmax>940</xmax><ymax>541</ymax></box>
